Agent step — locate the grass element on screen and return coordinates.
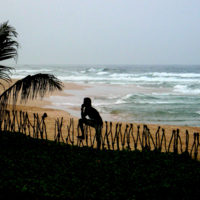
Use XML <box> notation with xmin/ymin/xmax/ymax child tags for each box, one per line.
<box><xmin>0</xmin><ymin>131</ymin><xmax>200</xmax><ymax>200</ymax></box>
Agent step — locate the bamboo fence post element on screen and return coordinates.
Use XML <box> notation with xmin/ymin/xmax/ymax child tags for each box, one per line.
<box><xmin>160</xmin><ymin>128</ymin><xmax>167</xmax><ymax>152</ymax></box>
<box><xmin>185</xmin><ymin>130</ymin><xmax>189</xmax><ymax>154</ymax></box>
<box><xmin>122</xmin><ymin>124</ymin><xmax>128</xmax><ymax>150</ymax></box>
<box><xmin>135</xmin><ymin>126</ymin><xmax>141</xmax><ymax>150</ymax></box>
<box><xmin>177</xmin><ymin>129</ymin><xmax>183</xmax><ymax>154</ymax></box>
<box><xmin>54</xmin><ymin>119</ymin><xmax>57</xmax><ymax>141</ymax></box>
<box><xmin>71</xmin><ymin>118</ymin><xmax>74</xmax><ymax>145</ymax></box>
<box><xmin>114</xmin><ymin>123</ymin><xmax>119</xmax><ymax>150</ymax></box>
<box><xmin>107</xmin><ymin>122</ymin><xmax>113</xmax><ymax>150</ymax></box>
<box><xmin>127</xmin><ymin>124</ymin><xmax>133</xmax><ymax>151</ymax></box>
<box><xmin>174</xmin><ymin>130</ymin><xmax>178</xmax><ymax>154</ymax></box>
<box><xmin>155</xmin><ymin>126</ymin><xmax>161</xmax><ymax>150</ymax></box>
<box><xmin>7</xmin><ymin>110</ymin><xmax>10</xmax><ymax>131</ymax></box>
<box><xmin>148</xmin><ymin>127</ymin><xmax>156</xmax><ymax>151</ymax></box>
<box><xmin>141</xmin><ymin>125</ymin><xmax>145</xmax><ymax>150</ymax></box>
<box><xmin>196</xmin><ymin>133</ymin><xmax>199</xmax><ymax>160</ymax></box>
<box><xmin>41</xmin><ymin>113</ymin><xmax>48</xmax><ymax>141</ymax></box>
<box><xmin>56</xmin><ymin>118</ymin><xmax>60</xmax><ymax>143</ymax></box>
<box><xmin>143</xmin><ymin>125</ymin><xmax>149</xmax><ymax>150</ymax></box>
<box><xmin>138</xmin><ymin>125</ymin><xmax>143</xmax><ymax>150</ymax></box>
<box><xmin>190</xmin><ymin>133</ymin><xmax>197</xmax><ymax>159</ymax></box>
<box><xmin>106</xmin><ymin>121</ymin><xmax>110</xmax><ymax>150</ymax></box>
<box><xmin>11</xmin><ymin>110</ymin><xmax>16</xmax><ymax>132</ymax></box>
<box><xmin>102</xmin><ymin>121</ymin><xmax>108</xmax><ymax>150</ymax></box>
<box><xmin>168</xmin><ymin>130</ymin><xmax>175</xmax><ymax>152</ymax></box>
<box><xmin>117</xmin><ymin>123</ymin><xmax>122</xmax><ymax>151</ymax></box>
<box><xmin>59</xmin><ymin>117</ymin><xmax>64</xmax><ymax>143</ymax></box>
<box><xmin>145</xmin><ymin>126</ymin><xmax>150</xmax><ymax>150</ymax></box>
<box><xmin>22</xmin><ymin>112</ymin><xmax>27</xmax><ymax>135</ymax></box>
<box><xmin>66</xmin><ymin>118</ymin><xmax>73</xmax><ymax>145</ymax></box>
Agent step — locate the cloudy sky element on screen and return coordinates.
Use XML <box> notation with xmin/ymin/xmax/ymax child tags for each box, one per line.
<box><xmin>1</xmin><ymin>0</ymin><xmax>200</xmax><ymax>65</ymax></box>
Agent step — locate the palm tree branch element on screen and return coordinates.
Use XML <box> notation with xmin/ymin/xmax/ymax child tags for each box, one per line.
<box><xmin>0</xmin><ymin>73</ymin><xmax>64</xmax><ymax>111</ymax></box>
<box><xmin>0</xmin><ymin>21</ymin><xmax>19</xmax><ymax>62</ymax></box>
<box><xmin>0</xmin><ymin>65</ymin><xmax>14</xmax><ymax>87</ymax></box>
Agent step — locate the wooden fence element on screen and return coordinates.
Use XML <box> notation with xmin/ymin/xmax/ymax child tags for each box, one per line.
<box><xmin>0</xmin><ymin>110</ymin><xmax>200</xmax><ymax>160</ymax></box>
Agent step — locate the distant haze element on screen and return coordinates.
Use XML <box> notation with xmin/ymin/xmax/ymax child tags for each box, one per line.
<box><xmin>1</xmin><ymin>0</ymin><xmax>200</xmax><ymax>65</ymax></box>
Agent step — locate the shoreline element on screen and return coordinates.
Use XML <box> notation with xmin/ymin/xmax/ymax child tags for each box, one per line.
<box><xmin>1</xmin><ymin>79</ymin><xmax>200</xmax><ymax>128</ymax></box>
<box><xmin>0</xmin><ymin>79</ymin><xmax>199</xmax><ymax>124</ymax></box>
<box><xmin>0</xmin><ymin>79</ymin><xmax>199</xmax><ymax>128</ymax></box>
<box><xmin>1</xmin><ymin>79</ymin><xmax>200</xmax><ymax>154</ymax></box>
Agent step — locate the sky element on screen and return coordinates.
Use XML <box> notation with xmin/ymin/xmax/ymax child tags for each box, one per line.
<box><xmin>1</xmin><ymin>0</ymin><xmax>200</xmax><ymax>65</ymax></box>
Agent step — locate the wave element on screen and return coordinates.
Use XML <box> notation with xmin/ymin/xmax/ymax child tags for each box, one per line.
<box><xmin>87</xmin><ymin>67</ymin><xmax>108</xmax><ymax>72</ymax></box>
<box><xmin>55</xmin><ymin>74</ymin><xmax>199</xmax><ymax>83</ymax></box>
<box><xmin>151</xmin><ymin>72</ymin><xmax>200</xmax><ymax>78</ymax></box>
<box><xmin>115</xmin><ymin>99</ymin><xmax>126</xmax><ymax>104</ymax></box>
<box><xmin>12</xmin><ymin>66</ymin><xmax>200</xmax><ymax>91</ymax></box>
<box><xmin>96</xmin><ymin>72</ymin><xmax>110</xmax><ymax>75</ymax></box>
<box><xmin>88</xmin><ymin>68</ymin><xmax>96</xmax><ymax>72</ymax></box>
<box><xmin>15</xmin><ymin>69</ymin><xmax>53</xmax><ymax>73</ymax></box>
<box><xmin>122</xmin><ymin>94</ymin><xmax>134</xmax><ymax>100</ymax></box>
<box><xmin>173</xmin><ymin>85</ymin><xmax>200</xmax><ymax>94</ymax></box>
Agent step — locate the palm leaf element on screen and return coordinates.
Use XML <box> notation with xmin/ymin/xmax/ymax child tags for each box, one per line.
<box><xmin>0</xmin><ymin>21</ymin><xmax>18</xmax><ymax>90</ymax></box>
<box><xmin>0</xmin><ymin>21</ymin><xmax>19</xmax><ymax>62</ymax></box>
<box><xmin>0</xmin><ymin>65</ymin><xmax>14</xmax><ymax>89</ymax></box>
<box><xmin>0</xmin><ymin>73</ymin><xmax>64</xmax><ymax>111</ymax></box>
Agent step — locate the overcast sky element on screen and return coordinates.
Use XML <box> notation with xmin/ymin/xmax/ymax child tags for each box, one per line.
<box><xmin>1</xmin><ymin>0</ymin><xmax>200</xmax><ymax>65</ymax></box>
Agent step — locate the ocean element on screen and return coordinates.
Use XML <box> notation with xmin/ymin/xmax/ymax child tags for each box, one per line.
<box><xmin>11</xmin><ymin>64</ymin><xmax>200</xmax><ymax>127</ymax></box>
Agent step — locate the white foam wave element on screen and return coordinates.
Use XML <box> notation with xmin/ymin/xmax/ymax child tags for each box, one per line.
<box><xmin>122</xmin><ymin>94</ymin><xmax>134</xmax><ymax>100</ymax></box>
<box><xmin>88</xmin><ymin>68</ymin><xmax>96</xmax><ymax>72</ymax></box>
<box><xmin>15</xmin><ymin>69</ymin><xmax>53</xmax><ymax>73</ymax></box>
<box><xmin>107</xmin><ymin>95</ymin><xmax>121</xmax><ymax>99</ymax></box>
<box><xmin>174</xmin><ymin>85</ymin><xmax>188</xmax><ymax>89</ymax></box>
<box><xmin>152</xmin><ymin>92</ymin><xmax>172</xmax><ymax>96</ymax></box>
<box><xmin>93</xmin><ymin>102</ymin><xmax>113</xmax><ymax>106</ymax></box>
<box><xmin>110</xmin><ymin>73</ymin><xmax>133</xmax><ymax>77</ymax></box>
<box><xmin>59</xmin><ymin>75</ymin><xmax>197</xmax><ymax>83</ymax></box>
<box><xmin>96</xmin><ymin>72</ymin><xmax>109</xmax><ymax>75</ymax></box>
<box><xmin>152</xmin><ymin>72</ymin><xmax>200</xmax><ymax>78</ymax></box>
<box><xmin>168</xmin><ymin>111</ymin><xmax>176</xmax><ymax>114</ymax></box>
<box><xmin>136</xmin><ymin>100</ymin><xmax>177</xmax><ymax>104</ymax></box>
<box><xmin>173</xmin><ymin>85</ymin><xmax>200</xmax><ymax>94</ymax></box>
<box><xmin>115</xmin><ymin>99</ymin><xmax>126</xmax><ymax>104</ymax></box>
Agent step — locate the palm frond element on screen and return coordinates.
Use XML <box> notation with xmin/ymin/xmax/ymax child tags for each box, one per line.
<box><xmin>0</xmin><ymin>65</ymin><xmax>14</xmax><ymax>89</ymax></box>
<box><xmin>0</xmin><ymin>73</ymin><xmax>64</xmax><ymax>111</ymax></box>
<box><xmin>0</xmin><ymin>21</ymin><xmax>20</xmax><ymax>62</ymax></box>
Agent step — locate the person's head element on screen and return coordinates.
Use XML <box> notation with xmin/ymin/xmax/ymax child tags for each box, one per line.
<box><xmin>83</xmin><ymin>97</ymin><xmax>92</xmax><ymax>107</ymax></box>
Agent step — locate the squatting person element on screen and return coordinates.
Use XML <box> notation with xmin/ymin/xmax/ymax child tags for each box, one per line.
<box><xmin>77</xmin><ymin>97</ymin><xmax>103</xmax><ymax>140</ymax></box>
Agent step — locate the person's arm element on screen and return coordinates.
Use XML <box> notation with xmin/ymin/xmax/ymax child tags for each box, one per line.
<box><xmin>81</xmin><ymin>104</ymin><xmax>87</xmax><ymax>119</ymax></box>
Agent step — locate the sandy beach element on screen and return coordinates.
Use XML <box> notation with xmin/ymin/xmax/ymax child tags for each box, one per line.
<box><xmin>1</xmin><ymin>79</ymin><xmax>200</xmax><ymax>157</ymax></box>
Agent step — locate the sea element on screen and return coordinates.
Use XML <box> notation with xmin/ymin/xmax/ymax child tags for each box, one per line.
<box><xmin>10</xmin><ymin>64</ymin><xmax>200</xmax><ymax>127</ymax></box>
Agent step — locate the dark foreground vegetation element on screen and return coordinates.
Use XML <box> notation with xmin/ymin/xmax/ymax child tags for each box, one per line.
<box><xmin>0</xmin><ymin>131</ymin><xmax>200</xmax><ymax>200</ymax></box>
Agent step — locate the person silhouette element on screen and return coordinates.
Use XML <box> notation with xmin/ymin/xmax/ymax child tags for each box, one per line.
<box><xmin>77</xmin><ymin>97</ymin><xmax>103</xmax><ymax>140</ymax></box>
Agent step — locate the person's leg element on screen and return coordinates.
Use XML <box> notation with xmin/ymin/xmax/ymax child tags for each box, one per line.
<box><xmin>78</xmin><ymin>119</ymin><xmax>99</xmax><ymax>140</ymax></box>
<box><xmin>95</xmin><ymin>124</ymin><xmax>102</xmax><ymax>149</ymax></box>
<box><xmin>77</xmin><ymin>119</ymin><xmax>96</xmax><ymax>139</ymax></box>
<box><xmin>77</xmin><ymin>118</ymin><xmax>87</xmax><ymax>139</ymax></box>
<box><xmin>78</xmin><ymin>118</ymin><xmax>84</xmax><ymax>136</ymax></box>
